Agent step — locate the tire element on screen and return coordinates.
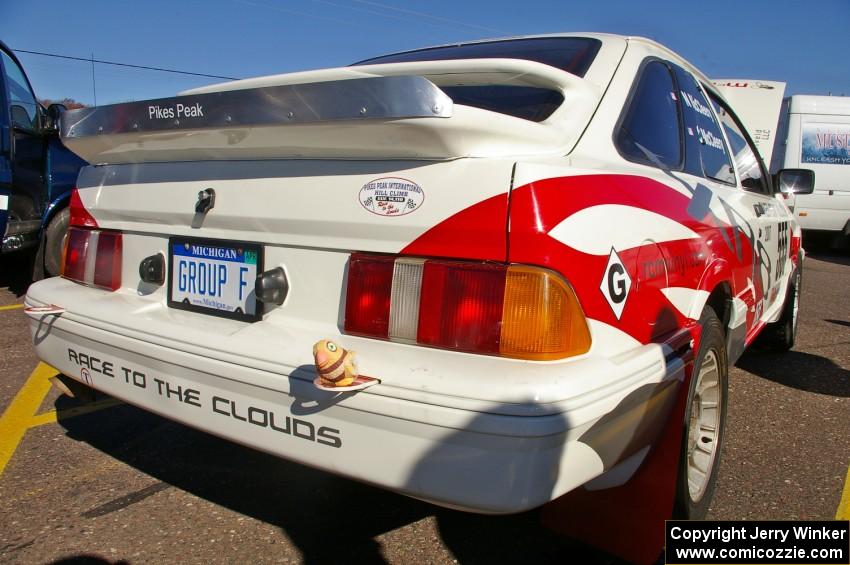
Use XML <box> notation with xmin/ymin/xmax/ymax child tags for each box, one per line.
<box><xmin>761</xmin><ymin>266</ymin><xmax>801</xmax><ymax>352</ymax></box>
<box><xmin>674</xmin><ymin>307</ymin><xmax>729</xmax><ymax>519</ymax></box>
<box><xmin>43</xmin><ymin>206</ymin><xmax>70</xmax><ymax>278</ymax></box>
<box><xmin>31</xmin><ymin>235</ymin><xmax>45</xmax><ymax>282</ymax></box>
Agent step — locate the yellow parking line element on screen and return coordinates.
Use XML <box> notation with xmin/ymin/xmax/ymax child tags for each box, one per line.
<box><xmin>0</xmin><ymin>363</ymin><xmax>123</xmax><ymax>478</ymax></box>
<box><xmin>837</xmin><ymin>464</ymin><xmax>850</xmax><ymax>520</ymax></box>
<box><xmin>0</xmin><ymin>303</ymin><xmax>24</xmax><ymax>312</ymax></box>
<box><xmin>27</xmin><ymin>398</ymin><xmax>123</xmax><ymax>428</ymax></box>
<box><xmin>0</xmin><ymin>363</ymin><xmax>58</xmax><ymax>476</ymax></box>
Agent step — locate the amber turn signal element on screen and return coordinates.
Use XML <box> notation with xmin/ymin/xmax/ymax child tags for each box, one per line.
<box><xmin>500</xmin><ymin>265</ymin><xmax>591</xmax><ymax>360</ymax></box>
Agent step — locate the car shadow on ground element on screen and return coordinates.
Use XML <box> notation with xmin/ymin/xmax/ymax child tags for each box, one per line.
<box><xmin>0</xmin><ymin>253</ymin><xmax>34</xmax><ymax>297</ymax></box>
<box><xmin>49</xmin><ymin>556</ymin><xmax>128</xmax><ymax>565</ymax></box>
<box><xmin>736</xmin><ymin>349</ymin><xmax>850</xmax><ymax>397</ymax></box>
<box><xmin>802</xmin><ymin>233</ymin><xmax>850</xmax><ymax>266</ymax></box>
<box><xmin>54</xmin><ymin>395</ymin><xmax>620</xmax><ymax>565</ymax></box>
<box><xmin>807</xmin><ymin>251</ymin><xmax>850</xmax><ymax>267</ymax></box>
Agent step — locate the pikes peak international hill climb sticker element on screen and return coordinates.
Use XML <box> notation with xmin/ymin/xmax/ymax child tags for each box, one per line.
<box><xmin>359</xmin><ymin>177</ymin><xmax>424</xmax><ymax>217</ymax></box>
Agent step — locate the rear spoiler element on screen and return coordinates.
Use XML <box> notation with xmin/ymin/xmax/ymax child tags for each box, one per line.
<box><xmin>182</xmin><ymin>57</ymin><xmax>597</xmax><ymax>96</ymax></box>
<box><xmin>61</xmin><ymin>75</ymin><xmax>452</xmax><ymax>137</ymax></box>
<box><xmin>61</xmin><ymin>58</ymin><xmax>601</xmax><ymax>164</ymax></box>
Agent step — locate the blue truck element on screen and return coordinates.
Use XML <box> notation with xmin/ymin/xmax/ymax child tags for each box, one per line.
<box><xmin>0</xmin><ymin>40</ymin><xmax>86</xmax><ymax>277</ymax></box>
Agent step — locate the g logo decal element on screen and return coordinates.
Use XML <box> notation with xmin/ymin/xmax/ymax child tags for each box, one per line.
<box><xmin>600</xmin><ymin>248</ymin><xmax>631</xmax><ymax>320</ymax></box>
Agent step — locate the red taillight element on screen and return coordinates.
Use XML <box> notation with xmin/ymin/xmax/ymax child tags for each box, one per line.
<box><xmin>92</xmin><ymin>231</ymin><xmax>123</xmax><ymax>291</ymax></box>
<box><xmin>344</xmin><ymin>253</ymin><xmax>395</xmax><ymax>338</ymax></box>
<box><xmin>63</xmin><ymin>189</ymin><xmax>121</xmax><ymax>291</ymax></box>
<box><xmin>343</xmin><ymin>254</ymin><xmax>592</xmax><ymax>359</ymax></box>
<box><xmin>62</xmin><ymin>227</ymin><xmax>122</xmax><ymax>291</ymax></box>
<box><xmin>63</xmin><ymin>227</ymin><xmax>90</xmax><ymax>282</ymax></box>
<box><xmin>417</xmin><ymin>261</ymin><xmax>505</xmax><ymax>353</ymax></box>
<box><xmin>69</xmin><ymin>188</ymin><xmax>98</xmax><ymax>228</ymax></box>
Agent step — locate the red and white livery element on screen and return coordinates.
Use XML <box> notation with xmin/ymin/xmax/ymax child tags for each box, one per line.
<box><xmin>25</xmin><ymin>33</ymin><xmax>812</xmax><ymax>549</ymax></box>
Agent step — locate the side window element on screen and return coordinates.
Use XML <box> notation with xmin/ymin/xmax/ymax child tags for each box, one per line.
<box><xmin>1</xmin><ymin>50</ymin><xmax>40</xmax><ymax>131</ymax></box>
<box><xmin>673</xmin><ymin>67</ymin><xmax>734</xmax><ymax>185</ymax></box>
<box><xmin>709</xmin><ymin>95</ymin><xmax>770</xmax><ymax>194</ymax></box>
<box><xmin>616</xmin><ymin>60</ymin><xmax>682</xmax><ymax>170</ymax></box>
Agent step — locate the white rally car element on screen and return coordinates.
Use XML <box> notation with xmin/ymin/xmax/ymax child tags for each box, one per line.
<box><xmin>25</xmin><ymin>34</ymin><xmax>813</xmax><ymax>522</ymax></box>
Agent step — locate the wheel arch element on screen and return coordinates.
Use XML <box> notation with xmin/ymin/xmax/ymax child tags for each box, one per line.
<box><xmin>695</xmin><ymin>258</ymin><xmax>734</xmax><ymax>334</ymax></box>
<box><xmin>33</xmin><ymin>192</ymin><xmax>72</xmax><ymax>280</ymax></box>
<box><xmin>694</xmin><ymin>258</ymin><xmax>746</xmax><ymax>362</ymax></box>
<box><xmin>704</xmin><ymin>282</ymin><xmax>732</xmax><ymax>334</ymax></box>
<box><xmin>40</xmin><ymin>192</ymin><xmax>71</xmax><ymax>231</ymax></box>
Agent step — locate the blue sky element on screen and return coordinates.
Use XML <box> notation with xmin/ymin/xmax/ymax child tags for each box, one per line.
<box><xmin>2</xmin><ymin>0</ymin><xmax>848</xmax><ymax>105</ymax></box>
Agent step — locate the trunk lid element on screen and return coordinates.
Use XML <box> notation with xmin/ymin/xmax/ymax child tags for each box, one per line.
<box><xmin>76</xmin><ymin>158</ymin><xmax>514</xmax><ymax>257</ymax></box>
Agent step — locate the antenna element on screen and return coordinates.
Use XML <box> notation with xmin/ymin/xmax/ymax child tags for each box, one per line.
<box><xmin>91</xmin><ymin>53</ymin><xmax>97</xmax><ymax>106</ymax></box>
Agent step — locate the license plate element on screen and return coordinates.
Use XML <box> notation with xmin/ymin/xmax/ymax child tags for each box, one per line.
<box><xmin>168</xmin><ymin>237</ymin><xmax>263</xmax><ymax>322</ymax></box>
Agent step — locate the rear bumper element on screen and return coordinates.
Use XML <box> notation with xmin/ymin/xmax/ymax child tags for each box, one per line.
<box><xmin>26</xmin><ymin>277</ymin><xmax>688</xmax><ymax>514</ymax></box>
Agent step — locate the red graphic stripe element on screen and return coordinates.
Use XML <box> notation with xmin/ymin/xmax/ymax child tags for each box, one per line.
<box><xmin>401</xmin><ymin>174</ymin><xmax>761</xmax><ymax>346</ymax></box>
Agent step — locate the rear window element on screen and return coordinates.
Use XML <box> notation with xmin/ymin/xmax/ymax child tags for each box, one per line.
<box><xmin>353</xmin><ymin>37</ymin><xmax>601</xmax><ymax>122</ymax></box>
<box><xmin>353</xmin><ymin>37</ymin><xmax>601</xmax><ymax>76</ymax></box>
<box><xmin>673</xmin><ymin>67</ymin><xmax>735</xmax><ymax>185</ymax></box>
<box><xmin>615</xmin><ymin>60</ymin><xmax>682</xmax><ymax>170</ymax></box>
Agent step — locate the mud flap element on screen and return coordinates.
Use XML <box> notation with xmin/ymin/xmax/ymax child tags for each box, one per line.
<box><xmin>540</xmin><ymin>353</ymin><xmax>694</xmax><ymax>564</ymax></box>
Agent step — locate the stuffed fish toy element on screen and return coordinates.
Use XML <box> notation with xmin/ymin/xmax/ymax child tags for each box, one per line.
<box><xmin>313</xmin><ymin>339</ymin><xmax>358</xmax><ymax>388</ymax></box>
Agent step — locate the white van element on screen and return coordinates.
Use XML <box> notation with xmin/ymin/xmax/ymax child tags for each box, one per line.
<box><xmin>778</xmin><ymin>95</ymin><xmax>850</xmax><ymax>237</ymax></box>
<box><xmin>713</xmin><ymin>84</ymin><xmax>850</xmax><ymax>241</ymax></box>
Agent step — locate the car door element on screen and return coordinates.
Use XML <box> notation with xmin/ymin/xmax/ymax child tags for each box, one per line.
<box><xmin>708</xmin><ymin>93</ymin><xmax>787</xmax><ymax>321</ymax></box>
<box><xmin>0</xmin><ymin>47</ymin><xmax>46</xmax><ymax>240</ymax></box>
<box><xmin>669</xmin><ymin>65</ymin><xmax>779</xmax><ymax>336</ymax></box>
<box><xmin>0</xmin><ymin>56</ymin><xmax>10</xmax><ymax>241</ymax></box>
<box><xmin>0</xmin><ymin>119</ymin><xmax>10</xmax><ymax>243</ymax></box>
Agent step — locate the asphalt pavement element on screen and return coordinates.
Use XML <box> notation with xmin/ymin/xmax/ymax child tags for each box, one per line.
<box><xmin>0</xmin><ymin>244</ymin><xmax>847</xmax><ymax>564</ymax></box>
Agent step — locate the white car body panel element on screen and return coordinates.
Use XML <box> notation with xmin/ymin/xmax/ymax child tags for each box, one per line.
<box><xmin>75</xmin><ymin>159</ymin><xmax>515</xmax><ymax>254</ymax></box>
<box><xmin>26</xmin><ymin>33</ymin><xmax>802</xmax><ymax>515</ymax></box>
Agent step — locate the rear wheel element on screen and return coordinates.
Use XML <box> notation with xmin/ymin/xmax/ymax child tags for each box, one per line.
<box><xmin>674</xmin><ymin>307</ymin><xmax>728</xmax><ymax>519</ymax></box>
<box><xmin>43</xmin><ymin>206</ymin><xmax>69</xmax><ymax>277</ymax></box>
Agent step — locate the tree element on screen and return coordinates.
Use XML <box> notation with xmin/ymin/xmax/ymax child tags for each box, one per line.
<box><xmin>38</xmin><ymin>97</ymin><xmax>87</xmax><ymax>110</ymax></box>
